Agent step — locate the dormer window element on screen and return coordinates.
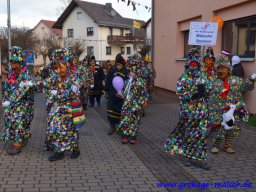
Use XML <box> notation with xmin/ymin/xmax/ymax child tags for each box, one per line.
<box><xmin>77</xmin><ymin>12</ymin><xmax>82</xmax><ymax>20</ymax></box>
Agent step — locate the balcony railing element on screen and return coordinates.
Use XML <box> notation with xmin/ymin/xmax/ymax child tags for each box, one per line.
<box><xmin>107</xmin><ymin>35</ymin><xmax>144</xmax><ymax>45</ymax></box>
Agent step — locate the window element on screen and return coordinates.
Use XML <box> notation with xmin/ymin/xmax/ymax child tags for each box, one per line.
<box><xmin>121</xmin><ymin>47</ymin><xmax>125</xmax><ymax>54</ymax></box>
<box><xmin>183</xmin><ymin>30</ymin><xmax>200</xmax><ymax>57</ymax></box>
<box><xmin>106</xmin><ymin>47</ymin><xmax>111</xmax><ymax>55</ymax></box>
<box><xmin>87</xmin><ymin>46</ymin><xmax>94</xmax><ymax>56</ymax></box>
<box><xmin>223</xmin><ymin>15</ymin><xmax>256</xmax><ymax>58</ymax></box>
<box><xmin>87</xmin><ymin>27</ymin><xmax>94</xmax><ymax>36</ymax></box>
<box><xmin>77</xmin><ymin>12</ymin><xmax>82</xmax><ymax>20</ymax></box>
<box><xmin>120</xmin><ymin>29</ymin><xmax>124</xmax><ymax>36</ymax></box>
<box><xmin>126</xmin><ymin>47</ymin><xmax>131</xmax><ymax>55</ymax></box>
<box><xmin>109</xmin><ymin>28</ymin><xmax>113</xmax><ymax>36</ymax></box>
<box><xmin>67</xmin><ymin>29</ymin><xmax>73</xmax><ymax>37</ymax></box>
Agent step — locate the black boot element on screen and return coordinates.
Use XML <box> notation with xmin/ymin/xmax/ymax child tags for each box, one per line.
<box><xmin>48</xmin><ymin>152</ymin><xmax>65</xmax><ymax>161</ymax></box>
<box><xmin>182</xmin><ymin>158</ymin><xmax>192</xmax><ymax>167</ymax></box>
<box><xmin>198</xmin><ymin>161</ymin><xmax>210</xmax><ymax>170</ymax></box>
<box><xmin>194</xmin><ymin>161</ymin><xmax>210</xmax><ymax>170</ymax></box>
<box><xmin>6</xmin><ymin>145</ymin><xmax>21</xmax><ymax>155</ymax></box>
<box><xmin>108</xmin><ymin>124</ymin><xmax>116</xmax><ymax>135</ymax></box>
<box><xmin>70</xmin><ymin>150</ymin><xmax>80</xmax><ymax>159</ymax></box>
<box><xmin>82</xmin><ymin>104</ymin><xmax>87</xmax><ymax>110</ymax></box>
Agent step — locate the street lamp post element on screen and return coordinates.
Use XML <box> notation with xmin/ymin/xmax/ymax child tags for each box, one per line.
<box><xmin>7</xmin><ymin>0</ymin><xmax>11</xmax><ymax>71</ymax></box>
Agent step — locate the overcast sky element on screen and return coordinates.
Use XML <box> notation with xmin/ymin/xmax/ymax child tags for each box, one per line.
<box><xmin>0</xmin><ymin>0</ymin><xmax>152</xmax><ymax>29</ymax></box>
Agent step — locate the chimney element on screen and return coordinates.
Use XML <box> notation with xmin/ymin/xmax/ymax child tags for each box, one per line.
<box><xmin>105</xmin><ymin>3</ymin><xmax>112</xmax><ymax>14</ymax></box>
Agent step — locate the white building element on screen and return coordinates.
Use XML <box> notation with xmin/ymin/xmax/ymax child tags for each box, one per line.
<box><xmin>141</xmin><ymin>18</ymin><xmax>152</xmax><ymax>60</ymax></box>
<box><xmin>53</xmin><ymin>0</ymin><xmax>146</xmax><ymax>62</ymax></box>
<box><xmin>32</xmin><ymin>20</ymin><xmax>62</xmax><ymax>66</ymax></box>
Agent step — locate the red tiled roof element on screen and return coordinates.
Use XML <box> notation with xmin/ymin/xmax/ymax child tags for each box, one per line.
<box><xmin>42</xmin><ymin>20</ymin><xmax>62</xmax><ymax>37</ymax></box>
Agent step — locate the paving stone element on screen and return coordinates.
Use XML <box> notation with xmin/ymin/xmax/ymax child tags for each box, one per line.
<box><xmin>4</xmin><ymin>93</ymin><xmax>256</xmax><ymax>192</ymax></box>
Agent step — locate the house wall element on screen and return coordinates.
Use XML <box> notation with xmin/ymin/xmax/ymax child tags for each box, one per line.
<box><xmin>154</xmin><ymin>0</ymin><xmax>256</xmax><ymax>113</ymax></box>
<box><xmin>99</xmin><ymin>27</ymin><xmax>134</xmax><ymax>61</ymax></box>
<box><xmin>62</xmin><ymin>6</ymin><xmax>138</xmax><ymax>62</ymax></box>
<box><xmin>146</xmin><ymin>21</ymin><xmax>152</xmax><ymax>58</ymax></box>
<box><xmin>33</xmin><ymin>21</ymin><xmax>63</xmax><ymax>66</ymax></box>
<box><xmin>33</xmin><ymin>22</ymin><xmax>53</xmax><ymax>66</ymax></box>
<box><xmin>63</xmin><ymin>6</ymin><xmax>100</xmax><ymax>60</ymax></box>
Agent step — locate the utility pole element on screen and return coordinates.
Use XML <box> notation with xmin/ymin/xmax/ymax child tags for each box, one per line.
<box><xmin>7</xmin><ymin>0</ymin><xmax>11</xmax><ymax>71</ymax></box>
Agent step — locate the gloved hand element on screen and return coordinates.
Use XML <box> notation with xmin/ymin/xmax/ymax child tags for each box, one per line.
<box><xmin>250</xmin><ymin>73</ymin><xmax>256</xmax><ymax>80</ymax></box>
<box><xmin>19</xmin><ymin>81</ymin><xmax>26</xmax><ymax>87</ymax></box>
<box><xmin>196</xmin><ymin>84</ymin><xmax>205</xmax><ymax>94</ymax></box>
<box><xmin>26</xmin><ymin>81</ymin><xmax>33</xmax><ymax>86</ymax></box>
<box><xmin>71</xmin><ymin>85</ymin><xmax>78</xmax><ymax>93</ymax></box>
<box><xmin>2</xmin><ymin>101</ymin><xmax>10</xmax><ymax>107</ymax></box>
<box><xmin>50</xmin><ymin>90</ymin><xmax>58</xmax><ymax>95</ymax></box>
<box><xmin>226</xmin><ymin>119</ymin><xmax>234</xmax><ymax>127</ymax></box>
<box><xmin>191</xmin><ymin>93</ymin><xmax>200</xmax><ymax>100</ymax></box>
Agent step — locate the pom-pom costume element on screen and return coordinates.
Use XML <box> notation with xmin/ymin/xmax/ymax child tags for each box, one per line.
<box><xmin>146</xmin><ymin>63</ymin><xmax>156</xmax><ymax>101</ymax></box>
<box><xmin>33</xmin><ymin>48</ymin><xmax>84</xmax><ymax>161</ymax></box>
<box><xmin>76</xmin><ymin>56</ymin><xmax>94</xmax><ymax>110</ymax></box>
<box><xmin>201</xmin><ymin>47</ymin><xmax>217</xmax><ymax>84</ymax></box>
<box><xmin>1</xmin><ymin>46</ymin><xmax>34</xmax><ymax>155</ymax></box>
<box><xmin>208</xmin><ymin>54</ymin><xmax>255</xmax><ymax>154</ymax></box>
<box><xmin>164</xmin><ymin>47</ymin><xmax>211</xmax><ymax>163</ymax></box>
<box><xmin>118</xmin><ymin>56</ymin><xmax>148</xmax><ymax>144</ymax></box>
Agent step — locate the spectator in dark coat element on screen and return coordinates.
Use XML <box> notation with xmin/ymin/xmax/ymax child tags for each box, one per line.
<box><xmin>232</xmin><ymin>55</ymin><xmax>244</xmax><ymax>79</ymax></box>
<box><xmin>105</xmin><ymin>54</ymin><xmax>128</xmax><ymax>135</ymax></box>
<box><xmin>89</xmin><ymin>56</ymin><xmax>105</xmax><ymax>107</ymax></box>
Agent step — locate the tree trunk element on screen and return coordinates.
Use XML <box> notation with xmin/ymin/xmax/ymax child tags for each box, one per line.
<box><xmin>43</xmin><ymin>54</ymin><xmax>47</xmax><ymax>66</ymax></box>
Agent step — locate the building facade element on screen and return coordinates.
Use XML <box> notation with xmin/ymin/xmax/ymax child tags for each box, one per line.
<box><xmin>142</xmin><ymin>18</ymin><xmax>152</xmax><ymax>60</ymax></box>
<box><xmin>153</xmin><ymin>0</ymin><xmax>256</xmax><ymax>113</ymax></box>
<box><xmin>54</xmin><ymin>0</ymin><xmax>146</xmax><ymax>62</ymax></box>
<box><xmin>32</xmin><ymin>20</ymin><xmax>62</xmax><ymax>66</ymax></box>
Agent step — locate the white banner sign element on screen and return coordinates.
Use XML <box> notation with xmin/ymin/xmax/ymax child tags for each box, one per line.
<box><xmin>188</xmin><ymin>22</ymin><xmax>218</xmax><ymax>46</ymax></box>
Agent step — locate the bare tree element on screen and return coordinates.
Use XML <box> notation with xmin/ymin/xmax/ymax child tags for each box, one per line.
<box><xmin>34</xmin><ymin>35</ymin><xmax>61</xmax><ymax>65</ymax></box>
<box><xmin>56</xmin><ymin>0</ymin><xmax>72</xmax><ymax>16</ymax></box>
<box><xmin>65</xmin><ymin>38</ymin><xmax>85</xmax><ymax>57</ymax></box>
<box><xmin>0</xmin><ymin>27</ymin><xmax>37</xmax><ymax>59</ymax></box>
<box><xmin>139</xmin><ymin>44</ymin><xmax>151</xmax><ymax>60</ymax></box>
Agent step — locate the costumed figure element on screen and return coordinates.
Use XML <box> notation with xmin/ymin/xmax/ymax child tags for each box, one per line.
<box><xmin>34</xmin><ymin>48</ymin><xmax>85</xmax><ymax>161</ymax></box>
<box><xmin>164</xmin><ymin>47</ymin><xmax>211</xmax><ymax>170</ymax></box>
<box><xmin>118</xmin><ymin>55</ymin><xmax>148</xmax><ymax>144</ymax></box>
<box><xmin>1</xmin><ymin>46</ymin><xmax>34</xmax><ymax>155</ymax></box>
<box><xmin>38</xmin><ymin>58</ymin><xmax>58</xmax><ymax>80</ymax></box>
<box><xmin>138</xmin><ymin>60</ymin><xmax>149</xmax><ymax>117</ymax></box>
<box><xmin>80</xmin><ymin>56</ymin><xmax>94</xmax><ymax>110</ymax></box>
<box><xmin>208</xmin><ymin>54</ymin><xmax>255</xmax><ymax>154</ymax></box>
<box><xmin>105</xmin><ymin>54</ymin><xmax>128</xmax><ymax>135</ymax></box>
<box><xmin>146</xmin><ymin>62</ymin><xmax>156</xmax><ymax>101</ymax></box>
<box><xmin>89</xmin><ymin>56</ymin><xmax>105</xmax><ymax>107</ymax></box>
<box><xmin>201</xmin><ymin>47</ymin><xmax>217</xmax><ymax>84</ymax></box>
<box><xmin>69</xmin><ymin>53</ymin><xmax>89</xmax><ymax>110</ymax></box>
<box><xmin>140</xmin><ymin>60</ymin><xmax>150</xmax><ymax>81</ymax></box>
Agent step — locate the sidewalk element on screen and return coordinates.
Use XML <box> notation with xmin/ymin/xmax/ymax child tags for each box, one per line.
<box><xmin>0</xmin><ymin>94</ymin><xmax>167</xmax><ymax>192</ymax></box>
<box><xmin>139</xmin><ymin>98</ymin><xmax>256</xmax><ymax>192</ymax></box>
<box><xmin>0</xmin><ymin>93</ymin><xmax>255</xmax><ymax>192</ymax></box>
<box><xmin>95</xmin><ymin>94</ymin><xmax>256</xmax><ymax>192</ymax></box>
